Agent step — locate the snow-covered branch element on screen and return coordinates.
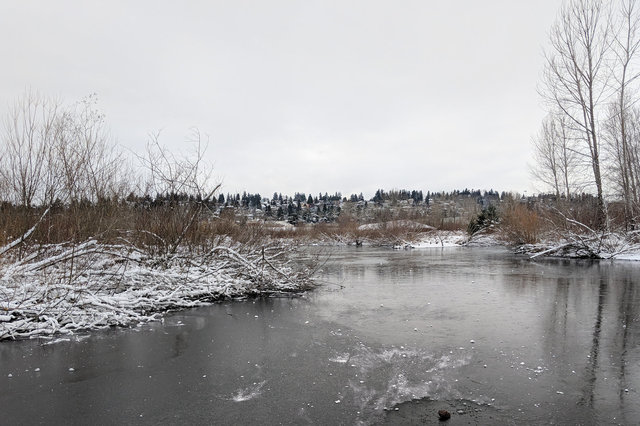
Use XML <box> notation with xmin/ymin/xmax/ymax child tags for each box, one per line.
<box><xmin>0</xmin><ymin>240</ymin><xmax>313</xmax><ymax>340</ymax></box>
<box><xmin>0</xmin><ymin>208</ymin><xmax>50</xmax><ymax>257</ymax></box>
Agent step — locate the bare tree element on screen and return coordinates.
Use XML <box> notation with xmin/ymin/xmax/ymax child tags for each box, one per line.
<box><xmin>53</xmin><ymin>94</ymin><xmax>126</xmax><ymax>204</ymax></box>
<box><xmin>627</xmin><ymin>106</ymin><xmax>640</xmax><ymax>191</ymax></box>
<box><xmin>138</xmin><ymin>129</ymin><xmax>220</xmax><ymax>257</ymax></box>
<box><xmin>533</xmin><ymin>113</ymin><xmax>580</xmax><ymax>200</ymax></box>
<box><xmin>542</xmin><ymin>0</ymin><xmax>612</xmax><ymax>228</ymax></box>
<box><xmin>0</xmin><ymin>90</ymin><xmax>60</xmax><ymax>207</ymax></box>
<box><xmin>607</xmin><ymin>0</ymin><xmax>640</xmax><ymax>226</ymax></box>
<box><xmin>0</xmin><ymin>91</ymin><xmax>127</xmax><ymax>208</ymax></box>
<box><xmin>533</xmin><ymin>116</ymin><xmax>562</xmax><ymax>199</ymax></box>
<box><xmin>604</xmin><ymin>101</ymin><xmax>640</xmax><ymax>225</ymax></box>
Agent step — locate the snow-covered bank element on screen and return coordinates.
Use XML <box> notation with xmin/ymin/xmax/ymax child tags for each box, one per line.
<box><xmin>0</xmin><ymin>241</ymin><xmax>312</xmax><ymax>340</ymax></box>
<box><xmin>357</xmin><ymin>220</ymin><xmax>434</xmax><ymax>232</ymax></box>
<box><xmin>613</xmin><ymin>252</ymin><xmax>640</xmax><ymax>261</ymax></box>
<box><xmin>409</xmin><ymin>228</ymin><xmax>640</xmax><ymax>261</ymax></box>
<box><xmin>382</xmin><ymin>230</ymin><xmax>502</xmax><ymax>249</ymax></box>
<box><xmin>404</xmin><ymin>231</ymin><xmax>467</xmax><ymax>248</ymax></box>
<box><xmin>513</xmin><ymin>231</ymin><xmax>640</xmax><ymax>261</ymax></box>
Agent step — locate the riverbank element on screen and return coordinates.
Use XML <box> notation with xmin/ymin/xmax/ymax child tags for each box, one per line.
<box><xmin>511</xmin><ymin>232</ymin><xmax>640</xmax><ymax>261</ymax></box>
<box><xmin>286</xmin><ymin>225</ymin><xmax>640</xmax><ymax>261</ymax></box>
<box><xmin>4</xmin><ymin>226</ymin><xmax>639</xmax><ymax>341</ymax></box>
<box><xmin>0</xmin><ymin>240</ymin><xmax>313</xmax><ymax>340</ymax></box>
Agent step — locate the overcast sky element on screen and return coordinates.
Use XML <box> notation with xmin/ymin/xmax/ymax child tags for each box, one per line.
<box><xmin>0</xmin><ymin>1</ymin><xmax>561</xmax><ymax>198</ymax></box>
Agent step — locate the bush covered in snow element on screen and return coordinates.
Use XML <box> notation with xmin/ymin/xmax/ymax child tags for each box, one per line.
<box><xmin>0</xmin><ymin>237</ymin><xmax>313</xmax><ymax>340</ymax></box>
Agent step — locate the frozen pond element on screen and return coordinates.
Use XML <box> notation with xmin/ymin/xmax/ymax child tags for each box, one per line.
<box><xmin>1</xmin><ymin>247</ymin><xmax>639</xmax><ymax>425</ymax></box>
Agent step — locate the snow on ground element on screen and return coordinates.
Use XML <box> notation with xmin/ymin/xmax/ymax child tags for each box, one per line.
<box><xmin>264</xmin><ymin>221</ymin><xmax>295</xmax><ymax>231</ymax></box>
<box><xmin>464</xmin><ymin>232</ymin><xmax>502</xmax><ymax>247</ymax></box>
<box><xmin>357</xmin><ymin>220</ymin><xmax>435</xmax><ymax>232</ymax></box>
<box><xmin>613</xmin><ymin>252</ymin><xmax>640</xmax><ymax>261</ymax></box>
<box><xmin>408</xmin><ymin>231</ymin><xmax>467</xmax><ymax>248</ymax></box>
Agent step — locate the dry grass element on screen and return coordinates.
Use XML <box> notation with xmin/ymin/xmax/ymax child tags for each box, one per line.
<box><xmin>500</xmin><ymin>202</ymin><xmax>543</xmax><ymax>245</ymax></box>
<box><xmin>0</xmin><ymin>202</ymin><xmax>275</xmax><ymax>259</ymax></box>
<box><xmin>0</xmin><ymin>199</ymin><xmax>477</xmax><ymax>254</ymax></box>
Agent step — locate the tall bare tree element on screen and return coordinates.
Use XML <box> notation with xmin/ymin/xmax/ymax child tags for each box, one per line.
<box><xmin>533</xmin><ymin>113</ymin><xmax>580</xmax><ymax>200</ymax></box>
<box><xmin>53</xmin><ymin>94</ymin><xmax>125</xmax><ymax>204</ymax></box>
<box><xmin>542</xmin><ymin>0</ymin><xmax>612</xmax><ymax>228</ymax></box>
<box><xmin>627</xmin><ymin>106</ymin><xmax>640</xmax><ymax>191</ymax></box>
<box><xmin>0</xmin><ymin>90</ymin><xmax>60</xmax><ymax>207</ymax></box>
<box><xmin>608</xmin><ymin>0</ymin><xmax>640</xmax><ymax>226</ymax></box>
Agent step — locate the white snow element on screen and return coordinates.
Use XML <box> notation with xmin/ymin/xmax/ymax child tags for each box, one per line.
<box><xmin>612</xmin><ymin>252</ymin><xmax>640</xmax><ymax>261</ymax></box>
<box><xmin>409</xmin><ymin>231</ymin><xmax>467</xmax><ymax>248</ymax></box>
<box><xmin>265</xmin><ymin>221</ymin><xmax>295</xmax><ymax>231</ymax></box>
<box><xmin>357</xmin><ymin>220</ymin><xmax>435</xmax><ymax>231</ymax></box>
<box><xmin>526</xmin><ymin>231</ymin><xmax>640</xmax><ymax>261</ymax></box>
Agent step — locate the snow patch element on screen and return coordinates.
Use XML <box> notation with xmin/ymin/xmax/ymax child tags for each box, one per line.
<box><xmin>410</xmin><ymin>231</ymin><xmax>467</xmax><ymax>248</ymax></box>
<box><xmin>612</xmin><ymin>252</ymin><xmax>640</xmax><ymax>261</ymax></box>
<box><xmin>357</xmin><ymin>220</ymin><xmax>435</xmax><ymax>231</ymax></box>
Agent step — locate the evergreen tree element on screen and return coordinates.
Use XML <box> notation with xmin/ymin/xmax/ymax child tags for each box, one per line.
<box><xmin>373</xmin><ymin>189</ymin><xmax>385</xmax><ymax>204</ymax></box>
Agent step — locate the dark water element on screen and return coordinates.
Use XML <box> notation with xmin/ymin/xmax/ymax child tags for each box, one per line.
<box><xmin>1</xmin><ymin>247</ymin><xmax>639</xmax><ymax>425</ymax></box>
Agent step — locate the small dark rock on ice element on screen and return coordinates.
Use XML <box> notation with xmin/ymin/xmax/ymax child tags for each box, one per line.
<box><xmin>438</xmin><ymin>409</ymin><xmax>451</xmax><ymax>421</ymax></box>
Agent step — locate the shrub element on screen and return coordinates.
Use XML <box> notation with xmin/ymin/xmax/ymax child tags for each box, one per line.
<box><xmin>467</xmin><ymin>205</ymin><xmax>499</xmax><ymax>235</ymax></box>
<box><xmin>500</xmin><ymin>202</ymin><xmax>541</xmax><ymax>245</ymax></box>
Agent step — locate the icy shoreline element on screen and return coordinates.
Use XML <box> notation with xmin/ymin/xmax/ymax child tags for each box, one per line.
<box><xmin>377</xmin><ymin>229</ymin><xmax>640</xmax><ymax>261</ymax></box>
<box><xmin>0</xmin><ymin>241</ymin><xmax>312</xmax><ymax>341</ymax></box>
<box><xmin>512</xmin><ymin>231</ymin><xmax>640</xmax><ymax>261</ymax></box>
<box><xmin>4</xmin><ymin>229</ymin><xmax>639</xmax><ymax>341</ymax></box>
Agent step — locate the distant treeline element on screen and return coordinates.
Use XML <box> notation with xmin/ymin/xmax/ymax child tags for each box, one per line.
<box><xmin>116</xmin><ymin>188</ymin><xmax>507</xmax><ymax>212</ymax></box>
